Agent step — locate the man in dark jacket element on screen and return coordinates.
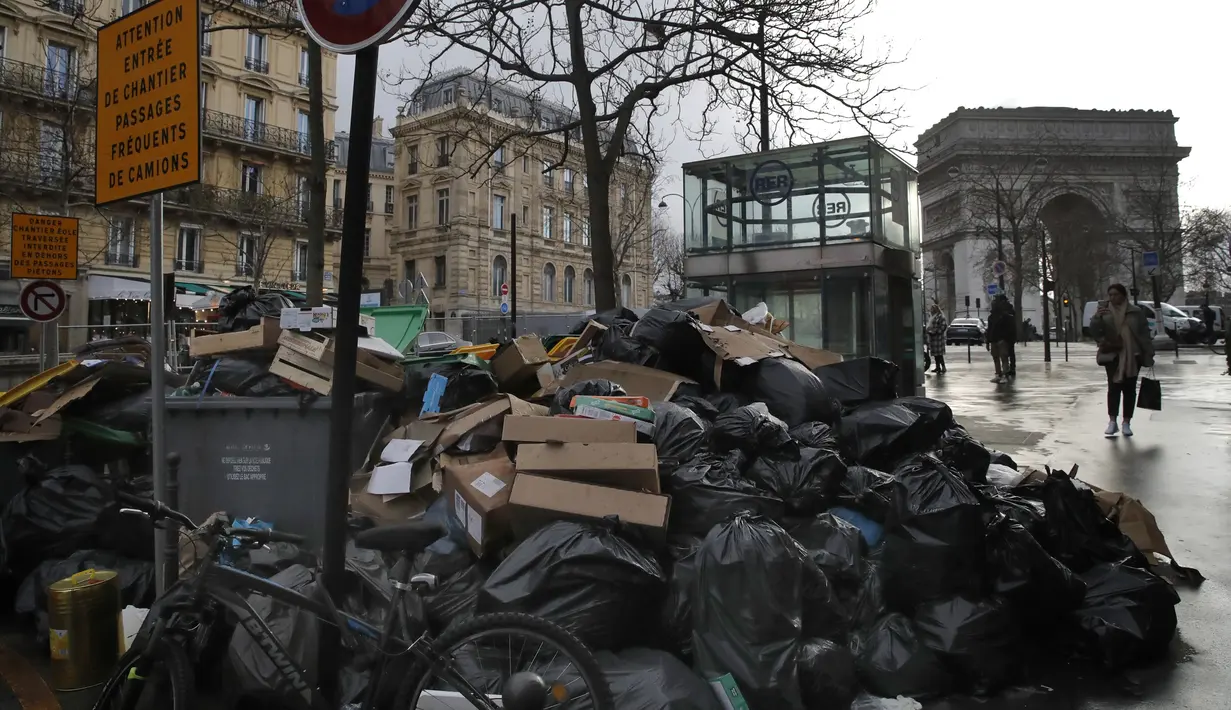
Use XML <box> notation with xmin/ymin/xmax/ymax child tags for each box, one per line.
<box><xmin>986</xmin><ymin>295</ymin><xmax>1015</xmax><ymax>383</ymax></box>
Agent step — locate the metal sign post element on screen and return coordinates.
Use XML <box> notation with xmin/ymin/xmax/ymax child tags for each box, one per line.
<box><xmin>510</xmin><ymin>213</ymin><xmax>519</xmax><ymax>337</ymax></box>
<box><xmin>96</xmin><ymin>0</ymin><xmax>202</xmax><ymax>595</ymax></box>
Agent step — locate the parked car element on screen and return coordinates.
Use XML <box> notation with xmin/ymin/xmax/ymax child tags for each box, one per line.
<box><xmin>1081</xmin><ymin>300</ymin><xmax>1202</xmax><ymax>344</ymax></box>
<box><xmin>946</xmin><ymin>317</ymin><xmax>986</xmax><ymax>346</ymax></box>
<box><xmin>1176</xmin><ymin>304</ymin><xmax>1225</xmax><ymax>341</ymax></box>
<box><xmin>412</xmin><ymin>331</ymin><xmax>472</xmax><ymax>356</ymax></box>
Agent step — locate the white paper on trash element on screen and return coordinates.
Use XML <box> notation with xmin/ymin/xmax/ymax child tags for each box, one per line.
<box><xmin>470</xmin><ymin>472</ymin><xmax>508</xmax><ymax>498</ymax></box>
<box><xmin>366</xmin><ymin>462</ymin><xmax>414</xmax><ymax>495</ymax></box>
<box><xmin>381</xmin><ymin>438</ymin><xmax>425</xmax><ymax>463</ymax></box>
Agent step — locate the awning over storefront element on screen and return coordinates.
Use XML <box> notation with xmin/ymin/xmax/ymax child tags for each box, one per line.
<box><xmin>88</xmin><ymin>275</ymin><xmax>150</xmax><ymax>301</ymax></box>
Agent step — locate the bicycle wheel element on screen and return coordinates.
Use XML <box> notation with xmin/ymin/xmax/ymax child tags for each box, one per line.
<box><xmin>91</xmin><ymin>638</ymin><xmax>193</xmax><ymax>710</ymax></box>
<box><xmin>395</xmin><ymin>612</ymin><xmax>614</xmax><ymax>710</ymax></box>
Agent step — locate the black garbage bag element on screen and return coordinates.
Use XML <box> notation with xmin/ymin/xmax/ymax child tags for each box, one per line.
<box><xmin>789</xmin><ymin>421</ymin><xmax>837</xmax><ymax>449</ymax></box>
<box><xmin>197</xmin><ymin>355</ymin><xmax>298</xmax><ymax>397</ymax></box>
<box><xmin>895</xmin><ymin>396</ymin><xmax>955</xmax><ymax>442</ymax></box>
<box><xmin>747</xmin><ymin>447</ymin><xmax>846</xmax><ymax>516</ymax></box>
<box><xmin>982</xmin><ymin>485</ymin><xmax>1048</xmax><ymax>541</ymax></box>
<box><xmin>989</xmin><ymin>450</ymin><xmax>1018</xmax><ymax>470</ymax></box>
<box><xmin>1036</xmin><ymin>471</ymin><xmax>1149</xmax><ymax>573</ymax></box>
<box><xmin>712</xmin><ymin>403</ymin><xmax>795</xmax><ymax>456</ymax></box>
<box><xmin>228</xmin><ymin>564</ymin><xmax>323</xmax><ymax>698</ymax></box>
<box><xmin>691</xmin><ymin>513</ymin><xmax>810</xmax><ymax>710</ymax></box>
<box><xmin>1073</xmin><ymin>561</ymin><xmax>1180</xmax><ymax>669</ymax></box>
<box><xmin>218</xmin><ymin>287</ymin><xmax>293</xmax><ymax>333</ymax></box>
<box><xmin>812</xmin><ymin>358</ymin><xmax>899</xmax><ymax>408</ymax></box>
<box><xmin>913</xmin><ymin>595</ymin><xmax>1019</xmax><ymax>694</ymax></box>
<box><xmin>797</xmin><ymin>638</ymin><xmax>858</xmax><ymax>710</ymax></box>
<box><xmin>630</xmin><ymin>308</ymin><xmax>708</xmax><ymax>380</ymax></box>
<box><xmin>985</xmin><ymin>515</ymin><xmax>1086</xmax><ymax>618</ymax></box>
<box><xmin>15</xmin><ymin>551</ymin><xmax>154</xmax><ymax>644</ymax></box>
<box><xmin>652</xmin><ymin>401</ymin><xmax>709</xmax><ymax>476</ymax></box>
<box><xmin>850</xmin><ymin>560</ymin><xmax>887</xmax><ymax>631</ymax></box>
<box><xmin>935</xmin><ymin>426</ymin><xmax>992</xmax><ymax>485</ymax></box>
<box><xmin>413</xmin><ymin>538</ymin><xmax>487</xmax><ymax>634</ymax></box>
<box><xmin>666</xmin><ymin>451</ymin><xmax>786</xmax><ymax>535</ymax></box>
<box><xmin>571</xmin><ymin>307</ymin><xmax>640</xmax><ymax>334</ymax></box>
<box><xmin>661</xmin><ymin>538</ymin><xmax>703</xmax><ymax>658</ymax></box>
<box><xmin>550</xmin><ymin>379</ymin><xmax>628</xmax><ymax>415</ymax></box>
<box><xmin>706</xmin><ymin>392</ymin><xmax>748</xmax><ymax>415</ymax></box>
<box><xmin>800</xmin><ymin>557</ymin><xmax>849</xmax><ymax>642</ymax></box>
<box><xmin>71</xmin><ymin>386</ymin><xmax>176</xmax><ymax>433</ymax></box>
<box><xmin>405</xmin><ymin>361</ymin><xmax>499</xmax><ymax>415</ymax></box>
<box><xmin>836</xmin><ymin>465</ymin><xmax>897</xmax><ymax>523</ymax></box>
<box><xmin>597</xmin><ymin>329</ymin><xmax>659</xmax><ymax>367</ymax></box>
<box><xmin>881</xmin><ymin>455</ymin><xmax>986</xmax><ymax>608</ymax></box>
<box><xmin>600</xmin><ymin>648</ymin><xmax>724</xmax><ymax>710</ymax></box>
<box><xmin>1</xmin><ymin>465</ymin><xmax>111</xmax><ymax>575</ymax></box>
<box><xmin>741</xmin><ymin>358</ymin><xmax>841</xmax><ymax>427</ymax></box>
<box><xmin>852</xmin><ymin>613</ymin><xmax>950</xmax><ymax>699</ymax></box>
<box><xmin>791</xmin><ymin>512</ymin><xmax>867</xmax><ymax>590</ymax></box>
<box><xmin>477</xmin><ymin>521</ymin><xmax>666</xmax><ymax>650</ymax></box>
<box><xmin>671</xmin><ymin>392</ymin><xmax>721</xmax><ymax>421</ymax></box>
<box><xmin>838</xmin><ymin>401</ymin><xmax>921</xmax><ymax>468</ymax></box>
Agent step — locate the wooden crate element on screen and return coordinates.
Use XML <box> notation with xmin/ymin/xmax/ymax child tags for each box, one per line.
<box><xmin>269</xmin><ymin>332</ymin><xmax>404</xmax><ymax>395</ymax></box>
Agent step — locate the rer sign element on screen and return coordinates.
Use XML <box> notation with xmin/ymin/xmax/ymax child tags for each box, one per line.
<box><xmin>747</xmin><ymin>160</ymin><xmax>794</xmax><ymax>207</ymax></box>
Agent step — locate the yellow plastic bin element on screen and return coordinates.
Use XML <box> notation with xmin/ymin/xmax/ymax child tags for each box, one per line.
<box><xmin>47</xmin><ymin>569</ymin><xmax>122</xmax><ymax>691</ymax></box>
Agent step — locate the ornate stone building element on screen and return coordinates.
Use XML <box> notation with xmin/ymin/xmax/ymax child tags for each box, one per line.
<box><xmin>387</xmin><ymin>70</ymin><xmax>654</xmax><ymax>317</ymax></box>
<box><xmin>916</xmin><ymin>107</ymin><xmax>1189</xmax><ymax>326</ymax></box>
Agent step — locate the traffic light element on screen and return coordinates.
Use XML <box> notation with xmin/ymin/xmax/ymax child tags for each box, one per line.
<box><xmin>1062</xmin><ymin>296</ymin><xmax>1070</xmax><ymax>307</ymax></box>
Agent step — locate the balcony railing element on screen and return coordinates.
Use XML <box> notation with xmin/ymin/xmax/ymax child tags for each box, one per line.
<box><xmin>202</xmin><ymin>109</ymin><xmax>337</xmax><ymax>160</ymax></box>
<box><xmin>298</xmin><ymin>72</ymin><xmax>309</xmax><ymax>86</ymax></box>
<box><xmin>291</xmin><ymin>269</ymin><xmax>307</xmax><ymax>282</ymax></box>
<box><xmin>244</xmin><ymin>56</ymin><xmax>270</xmax><ymax>74</ymax></box>
<box><xmin>202</xmin><ymin>42</ymin><xmax>213</xmax><ymax>57</ymax></box>
<box><xmin>0</xmin><ymin>148</ymin><xmax>94</xmax><ymax>194</ymax></box>
<box><xmin>45</xmin><ymin>0</ymin><xmax>84</xmax><ymax>14</ymax></box>
<box><xmin>0</xmin><ymin>57</ymin><xmax>95</xmax><ymax>105</ymax></box>
<box><xmin>384</xmin><ymin>202</ymin><xmax>394</xmax><ymax>214</ymax></box>
<box><xmin>105</xmin><ymin>250</ymin><xmax>138</xmax><ymax>267</ymax></box>
<box><xmin>235</xmin><ymin>263</ymin><xmax>255</xmax><ymax>277</ymax></box>
<box><xmin>174</xmin><ymin>259</ymin><xmax>205</xmax><ymax>273</ymax></box>
<box><xmin>163</xmin><ymin>184</ymin><xmax>344</xmax><ymax>232</ymax></box>
<box><xmin>238</xmin><ymin>0</ymin><xmax>300</xmax><ymax>22</ymax></box>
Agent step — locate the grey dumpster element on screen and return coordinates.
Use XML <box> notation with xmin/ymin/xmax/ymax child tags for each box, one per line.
<box><xmin>165</xmin><ymin>393</ymin><xmax>389</xmax><ymax>547</ymax></box>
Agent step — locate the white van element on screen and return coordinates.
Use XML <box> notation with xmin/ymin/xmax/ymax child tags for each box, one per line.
<box><xmin>1176</xmin><ymin>304</ymin><xmax>1225</xmax><ymax>340</ymax></box>
<box><xmin>1081</xmin><ymin>300</ymin><xmax>1201</xmax><ymax>344</ymax></box>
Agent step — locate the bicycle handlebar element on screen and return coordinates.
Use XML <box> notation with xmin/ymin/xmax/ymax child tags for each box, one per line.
<box><xmin>223</xmin><ymin>527</ymin><xmax>307</xmax><ymax>546</ymax></box>
<box><xmin>116</xmin><ymin>491</ymin><xmax>306</xmax><ymax>546</ymax></box>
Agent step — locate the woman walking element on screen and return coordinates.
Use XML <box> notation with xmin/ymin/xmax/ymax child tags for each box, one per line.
<box><xmin>926</xmin><ymin>303</ymin><xmax>948</xmax><ymax>374</ymax></box>
<box><xmin>1089</xmin><ymin>283</ymin><xmax>1154</xmax><ymax>437</ymax></box>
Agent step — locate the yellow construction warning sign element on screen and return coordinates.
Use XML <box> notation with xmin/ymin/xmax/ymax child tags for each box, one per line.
<box><xmin>95</xmin><ymin>0</ymin><xmax>201</xmax><ymax>205</ymax></box>
<box><xmin>10</xmin><ymin>213</ymin><xmax>79</xmax><ymax>280</ymax></box>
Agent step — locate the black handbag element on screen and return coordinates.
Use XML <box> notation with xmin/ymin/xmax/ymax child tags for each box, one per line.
<box><xmin>1137</xmin><ymin>371</ymin><xmax>1162</xmax><ymax>411</ymax></box>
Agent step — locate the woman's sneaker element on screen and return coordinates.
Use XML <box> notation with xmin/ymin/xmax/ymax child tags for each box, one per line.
<box><xmin>1104</xmin><ymin>420</ymin><xmax>1119</xmax><ymax>437</ymax></box>
<box><xmin>1122</xmin><ymin>420</ymin><xmax>1134</xmax><ymax>437</ymax></box>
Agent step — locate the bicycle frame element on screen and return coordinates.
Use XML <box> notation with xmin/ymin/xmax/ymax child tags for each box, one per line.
<box><xmin>132</xmin><ymin>555</ymin><xmax>499</xmax><ymax>710</ymax></box>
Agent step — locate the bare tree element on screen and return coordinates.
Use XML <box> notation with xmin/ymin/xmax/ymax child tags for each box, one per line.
<box><xmin>1182</xmin><ymin>207</ymin><xmax>1231</xmax><ymax>295</ymax></box>
<box><xmin>399</xmin><ymin>0</ymin><xmax>898</xmax><ymax>310</ymax></box>
<box><xmin>1119</xmin><ymin>152</ymin><xmax>1189</xmax><ymax>301</ymax></box>
<box><xmin>651</xmin><ymin>220</ymin><xmax>685</xmax><ymax>300</ymax></box>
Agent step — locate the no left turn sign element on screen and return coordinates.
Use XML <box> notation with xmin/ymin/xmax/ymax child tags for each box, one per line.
<box><xmin>20</xmin><ymin>280</ymin><xmax>67</xmax><ymax>322</ymax></box>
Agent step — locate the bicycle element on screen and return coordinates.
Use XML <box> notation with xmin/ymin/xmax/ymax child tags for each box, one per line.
<box><xmin>94</xmin><ymin>492</ymin><xmax>614</xmax><ymax>710</ymax></box>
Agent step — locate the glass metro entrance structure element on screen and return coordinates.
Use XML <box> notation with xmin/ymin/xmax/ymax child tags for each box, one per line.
<box><xmin>681</xmin><ymin>137</ymin><xmax>925</xmax><ymax>393</ymax></box>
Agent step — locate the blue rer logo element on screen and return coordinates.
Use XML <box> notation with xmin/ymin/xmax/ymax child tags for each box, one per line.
<box><xmin>332</xmin><ymin>0</ymin><xmax>381</xmax><ymax>15</ymax></box>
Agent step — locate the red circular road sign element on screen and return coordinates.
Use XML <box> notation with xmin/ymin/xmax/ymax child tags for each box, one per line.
<box><xmin>297</xmin><ymin>0</ymin><xmax>418</xmax><ymax>53</ymax></box>
<box><xmin>500</xmin><ymin>282</ymin><xmax>509</xmax><ymax>296</ymax></box>
<box><xmin>20</xmin><ymin>280</ymin><xmax>67</xmax><ymax>323</ymax></box>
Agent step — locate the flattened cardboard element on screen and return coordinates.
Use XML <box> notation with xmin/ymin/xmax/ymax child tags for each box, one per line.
<box><xmin>425</xmin><ymin>395</ymin><xmax>548</xmax><ymax>452</ymax></box>
<box><xmin>441</xmin><ymin>448</ymin><xmax>517</xmax><ymax>556</ymax></box>
<box><xmin>690</xmin><ymin>300</ymin><xmax>842</xmax><ymax>370</ymax></box>
<box><xmin>502</xmin><ymin>415</ymin><xmax>637</xmax><ymax>444</ymax></box>
<box><xmin>509</xmin><ymin>474</ymin><xmax>670</xmax><ymax>536</ymax></box>
<box><xmin>491</xmin><ymin>336</ymin><xmax>550</xmax><ymax>388</ymax></box>
<box><xmin>349</xmin><ymin>475</ymin><xmax>435</xmax><ymax>524</ymax></box>
<box><xmin>515</xmin><ymin>442</ymin><xmax>659</xmax><ymax>493</ymax></box>
<box><xmin>34</xmin><ymin>375</ymin><xmax>101</xmax><ymax>423</ymax></box>
<box><xmin>189</xmin><ymin>318</ymin><xmax>281</xmax><ymax>358</ymax></box>
<box><xmin>551</xmin><ymin>361</ymin><xmax>694</xmax><ymax>402</ymax></box>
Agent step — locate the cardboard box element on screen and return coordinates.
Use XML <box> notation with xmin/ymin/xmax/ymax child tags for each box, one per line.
<box><xmin>424</xmin><ymin>395</ymin><xmax>548</xmax><ymax>452</ymax></box>
<box><xmin>689</xmin><ymin>300</ymin><xmax>842</xmax><ymax>370</ymax></box>
<box><xmin>271</xmin><ymin>331</ymin><xmax>405</xmax><ymax>394</ymax></box>
<box><xmin>572</xmin><ymin>405</ymin><xmax>654</xmax><ymax>437</ymax></box>
<box><xmin>280</xmin><ymin>307</ymin><xmax>377</xmax><ymax>334</ymax></box>
<box><xmin>441</xmin><ymin>449</ymin><xmax>517</xmax><ymax>556</ymax></box>
<box><xmin>549</xmin><ymin>361</ymin><xmax>695</xmax><ymax>402</ymax></box>
<box><xmin>502</xmin><ymin>415</ymin><xmax>637</xmax><ymax>444</ymax></box>
<box><xmin>189</xmin><ymin>318</ymin><xmax>281</xmax><ymax>358</ymax></box>
<box><xmin>349</xmin><ymin>475</ymin><xmax>435</xmax><ymax>524</ymax></box>
<box><xmin>491</xmin><ymin>335</ymin><xmax>550</xmax><ymax>388</ymax></box>
<box><xmin>515</xmin><ymin>443</ymin><xmax>659</xmax><ymax>493</ymax></box>
<box><xmin>509</xmin><ymin>474</ymin><xmax>670</xmax><ymax>535</ymax></box>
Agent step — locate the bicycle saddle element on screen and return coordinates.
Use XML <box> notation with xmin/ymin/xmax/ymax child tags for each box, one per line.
<box><xmin>353</xmin><ymin>520</ymin><xmax>445</xmax><ymax>555</ymax></box>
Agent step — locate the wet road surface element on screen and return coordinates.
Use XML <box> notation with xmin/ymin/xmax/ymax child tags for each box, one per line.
<box><xmin>927</xmin><ymin>342</ymin><xmax>1231</xmax><ymax>710</ymax></box>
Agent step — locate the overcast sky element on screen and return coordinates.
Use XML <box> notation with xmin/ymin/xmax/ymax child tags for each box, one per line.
<box><xmin>336</xmin><ymin>0</ymin><xmax>1230</xmax><ymax>219</ymax></box>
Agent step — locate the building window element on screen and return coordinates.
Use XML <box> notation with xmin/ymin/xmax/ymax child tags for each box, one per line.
<box><xmin>468</xmin><ymin>191</ymin><xmax>476</xmax><ymax>216</ymax></box>
<box><xmin>363</xmin><ymin>228</ymin><xmax>371</xmax><ymax>257</ymax></box>
<box><xmin>200</xmin><ymin>14</ymin><xmax>212</xmax><ymax>54</ymax></box>
<box><xmin>200</xmin><ymin>81</ymin><xmax>208</xmax><ymax>109</ymax></box>
<box><xmin>243</xmin><ymin>95</ymin><xmax>265</xmax><ymax>142</ymax></box>
<box><xmin>542</xmin><ymin>160</ymin><xmax>553</xmax><ymax>188</ymax></box>
<box><xmin>563</xmin><ymin>213</ymin><xmax>573</xmax><ymax>243</ymax></box>
<box><xmin>39</xmin><ymin>122</ymin><xmax>64</xmax><ymax>179</ymax></box>
<box><xmin>491</xmin><ymin>255</ymin><xmax>508</xmax><ymax>297</ymax></box>
<box><xmin>583</xmin><ymin>269</ymin><xmax>594</xmax><ymax>306</ymax></box>
<box><xmin>384</xmin><ymin>185</ymin><xmax>394</xmax><ymax>214</ymax></box>
<box><xmin>521</xmin><ymin>205</ymin><xmax>529</xmax><ymax>226</ymax></box>
<box><xmin>522</xmin><ymin>156</ymin><xmax>529</xmax><ymax>173</ymax></box>
<box><xmin>404</xmin><ymin>259</ymin><xmax>417</xmax><ymax>286</ymax></box>
<box><xmin>563</xmin><ymin>266</ymin><xmax>575</xmax><ymax>304</ymax></box>
<box><xmin>442</xmin><ymin>86</ymin><xmax>454</xmax><ymax>103</ymax></box>
<box><xmin>621</xmin><ymin>274</ymin><xmax>633</xmax><ymax>306</ymax></box>
<box><xmin>582</xmin><ymin>217</ymin><xmax>591</xmax><ymax>246</ymax></box>
<box><xmin>332</xmin><ymin>179</ymin><xmax>342</xmax><ymax>207</ymax></box>
<box><xmin>563</xmin><ymin>169</ymin><xmax>574</xmax><ymax>195</ymax></box>
<box><xmin>436</xmin><ymin>137</ymin><xmax>449</xmax><ymax>167</ymax></box>
<box><xmin>436</xmin><ymin>188</ymin><xmax>450</xmax><ymax>225</ymax></box>
<box><xmin>44</xmin><ymin>43</ymin><xmax>74</xmax><ymax>99</ymax></box>
<box><xmin>491</xmin><ymin>96</ymin><xmax>503</xmax><ymax>112</ymax></box>
<box><xmin>620</xmin><ymin>184</ymin><xmax>630</xmax><ymax>210</ymax></box>
<box><xmin>493</xmin><ymin>194</ymin><xmax>506</xmax><ymax>229</ymax></box>
<box><xmin>493</xmin><ymin>146</ymin><xmax>505</xmax><ymax>174</ymax></box>
<box><xmin>176</xmin><ymin>226</ymin><xmax>202</xmax><ymax>272</ymax></box>
<box><xmin>406</xmin><ymin>195</ymin><xmax>419</xmax><ymax>228</ymax></box>
<box><xmin>106</xmin><ymin>218</ymin><xmax>135</xmax><ymax>267</ymax></box>
<box><xmin>298</xmin><ymin>48</ymin><xmax>309</xmax><ymax>86</ymax></box>
<box><xmin>542</xmin><ymin>206</ymin><xmax>554</xmax><ymax>239</ymax></box>
<box><xmin>542</xmin><ymin>263</ymin><xmax>556</xmax><ymax>302</ymax></box>
<box><xmin>434</xmin><ymin>256</ymin><xmax>446</xmax><ymax>287</ymax></box>
<box><xmin>241</xmin><ymin>162</ymin><xmax>262</xmax><ymax>193</ymax></box>
<box><xmin>408</xmin><ymin>145</ymin><xmax>419</xmax><ymax>174</ymax></box>
<box><xmin>293</xmin><ymin>240</ymin><xmax>308</xmax><ymax>281</ymax></box>
<box><xmin>245</xmin><ymin>31</ymin><xmax>268</xmax><ymax>73</ymax></box>
<box><xmin>237</xmin><ymin>233</ymin><xmax>258</xmax><ymax>276</ymax></box>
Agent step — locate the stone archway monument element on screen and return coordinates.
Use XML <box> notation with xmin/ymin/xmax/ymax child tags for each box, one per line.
<box><xmin>914</xmin><ymin>107</ymin><xmax>1190</xmax><ymax>324</ymax></box>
